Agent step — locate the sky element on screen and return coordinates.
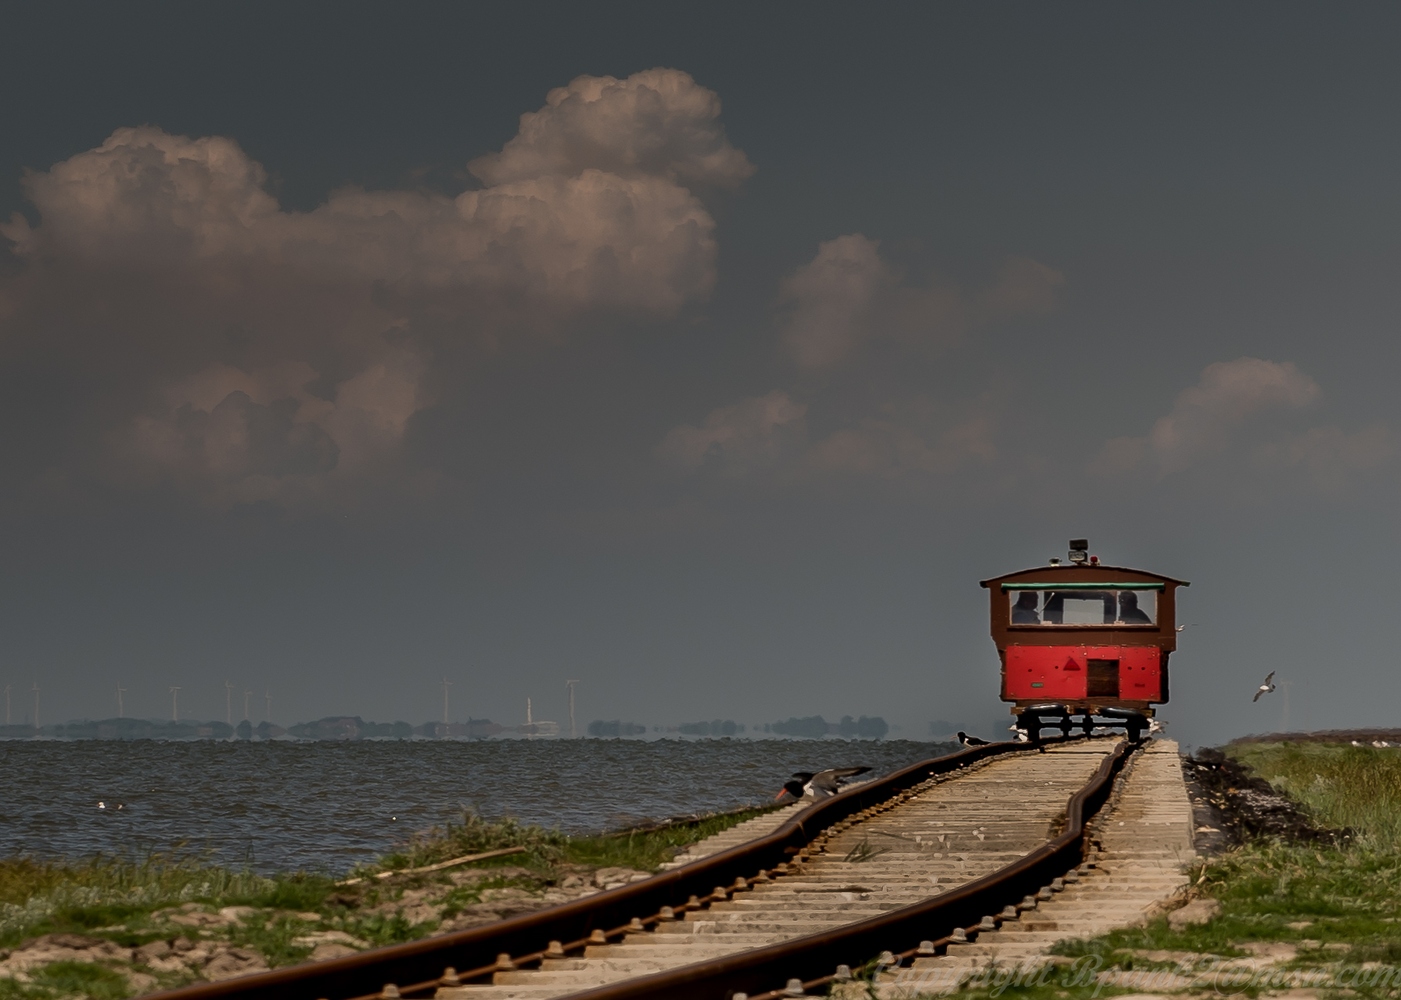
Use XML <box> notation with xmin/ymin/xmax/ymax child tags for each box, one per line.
<box><xmin>2</xmin><ymin>2</ymin><xmax>1400</xmax><ymax>748</ymax></box>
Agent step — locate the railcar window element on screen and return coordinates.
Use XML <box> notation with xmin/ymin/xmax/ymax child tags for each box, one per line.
<box><xmin>1007</xmin><ymin>589</ymin><xmax>1156</xmax><ymax>626</ymax></box>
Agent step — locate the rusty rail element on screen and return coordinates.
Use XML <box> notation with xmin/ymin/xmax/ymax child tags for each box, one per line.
<box><xmin>146</xmin><ymin>735</ymin><xmax>1115</xmax><ymax>1000</ymax></box>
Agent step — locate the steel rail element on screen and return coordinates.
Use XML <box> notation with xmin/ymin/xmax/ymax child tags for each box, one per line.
<box><xmin>145</xmin><ymin>736</ymin><xmax>1096</xmax><ymax>1000</ymax></box>
<box><xmin>564</xmin><ymin>737</ymin><xmax>1137</xmax><ymax>1000</ymax></box>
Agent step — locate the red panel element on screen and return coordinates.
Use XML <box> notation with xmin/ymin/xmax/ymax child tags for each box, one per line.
<box><xmin>1118</xmin><ymin>645</ymin><xmax>1164</xmax><ymax>701</ymax></box>
<box><xmin>1002</xmin><ymin>644</ymin><xmax>1165</xmax><ymax>704</ymax></box>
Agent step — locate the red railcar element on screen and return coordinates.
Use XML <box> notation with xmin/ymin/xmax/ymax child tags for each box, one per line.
<box><xmin>980</xmin><ymin>539</ymin><xmax>1188</xmax><ymax>740</ymax></box>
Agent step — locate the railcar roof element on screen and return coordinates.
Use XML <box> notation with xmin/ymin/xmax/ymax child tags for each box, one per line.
<box><xmin>980</xmin><ymin>564</ymin><xmax>1189</xmax><ymax>588</ymax></box>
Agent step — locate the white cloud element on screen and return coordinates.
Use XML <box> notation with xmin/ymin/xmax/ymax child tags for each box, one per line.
<box><xmin>1093</xmin><ymin>357</ymin><xmax>1398</xmax><ymax>494</ymax></box>
<box><xmin>1102</xmin><ymin>357</ymin><xmax>1320</xmax><ymax>475</ymax></box>
<box><xmin>660</xmin><ymin>391</ymin><xmax>999</xmax><ymax>483</ymax></box>
<box><xmin>1255</xmin><ymin>424</ymin><xmax>1396</xmax><ymax>492</ymax></box>
<box><xmin>657</xmin><ymin>391</ymin><xmax>807</xmax><ymax>475</ymax></box>
<box><xmin>0</xmin><ymin>69</ymin><xmax>750</xmax><ymax>508</ymax></box>
<box><xmin>807</xmin><ymin>413</ymin><xmax>997</xmax><ymax>478</ymax></box>
<box><xmin>468</xmin><ymin>68</ymin><xmax>753</xmax><ymax>189</ymax></box>
<box><xmin>777</xmin><ymin>235</ymin><xmax>1062</xmax><ymax>370</ymax></box>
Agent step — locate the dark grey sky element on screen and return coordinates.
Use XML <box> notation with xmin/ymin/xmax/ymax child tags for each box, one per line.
<box><xmin>2</xmin><ymin>2</ymin><xmax>1399</xmax><ymax>746</ymax></box>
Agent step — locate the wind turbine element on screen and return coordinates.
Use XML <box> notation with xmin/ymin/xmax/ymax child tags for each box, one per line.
<box><xmin>566</xmin><ymin>680</ymin><xmax>580</xmax><ymax>739</ymax></box>
<box><xmin>224</xmin><ymin>681</ymin><xmax>234</xmax><ymax>726</ymax></box>
<box><xmin>169</xmin><ymin>686</ymin><xmax>181</xmax><ymax>722</ymax></box>
<box><xmin>243</xmin><ymin>689</ymin><xmax>252</xmax><ymax>721</ymax></box>
<box><xmin>117</xmin><ymin>683</ymin><xmax>126</xmax><ymax>719</ymax></box>
<box><xmin>264</xmin><ymin>690</ymin><xmax>271</xmax><ymax>724</ymax></box>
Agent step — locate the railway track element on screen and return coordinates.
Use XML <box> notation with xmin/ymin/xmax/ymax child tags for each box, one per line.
<box><xmin>152</xmin><ymin>736</ymin><xmax>1138</xmax><ymax>1000</ymax></box>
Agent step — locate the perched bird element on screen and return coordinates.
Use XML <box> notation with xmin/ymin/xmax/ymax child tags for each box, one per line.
<box><xmin>1147</xmin><ymin>719</ymin><xmax>1165</xmax><ymax>734</ymax></box>
<box><xmin>957</xmin><ymin>731</ymin><xmax>991</xmax><ymax>747</ymax></box>
<box><xmin>1252</xmin><ymin>671</ymin><xmax>1276</xmax><ymax>702</ymax></box>
<box><xmin>776</xmin><ymin>766</ymin><xmax>872</xmax><ymax>800</ymax></box>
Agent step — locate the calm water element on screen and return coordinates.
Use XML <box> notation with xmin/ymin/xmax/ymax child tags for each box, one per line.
<box><xmin>0</xmin><ymin>739</ymin><xmax>950</xmax><ymax>875</ymax></box>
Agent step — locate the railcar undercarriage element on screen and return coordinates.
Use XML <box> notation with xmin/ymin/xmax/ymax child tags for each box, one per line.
<box><xmin>1015</xmin><ymin>704</ymin><xmax>1153</xmax><ymax>742</ymax></box>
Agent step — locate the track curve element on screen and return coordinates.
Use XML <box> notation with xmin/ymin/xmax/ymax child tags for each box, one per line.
<box><xmin>148</xmin><ymin>737</ymin><xmax>1135</xmax><ymax>1000</ymax></box>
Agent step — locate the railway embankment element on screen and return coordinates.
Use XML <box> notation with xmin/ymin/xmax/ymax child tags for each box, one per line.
<box><xmin>999</xmin><ymin>740</ymin><xmax>1401</xmax><ymax>1000</ymax></box>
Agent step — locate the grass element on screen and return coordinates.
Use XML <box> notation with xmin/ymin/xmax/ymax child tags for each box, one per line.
<box><xmin>0</xmin><ymin>803</ymin><xmax>777</xmax><ymax>999</ymax></box>
<box><xmin>0</xmin><ymin>854</ymin><xmax>276</xmax><ymax>948</ymax></box>
<box><xmin>1226</xmin><ymin>741</ymin><xmax>1401</xmax><ymax>848</ymax></box>
<box><xmin>0</xmin><ymin>961</ymin><xmax>133</xmax><ymax>1000</ymax></box>
<box><xmin>370</xmin><ymin>804</ymin><xmax>781</xmax><ymax>877</ymax></box>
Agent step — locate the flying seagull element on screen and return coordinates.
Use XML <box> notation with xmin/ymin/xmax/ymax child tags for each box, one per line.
<box><xmin>1252</xmin><ymin>671</ymin><xmax>1276</xmax><ymax>702</ymax></box>
<box><xmin>957</xmin><ymin>731</ymin><xmax>991</xmax><ymax>747</ymax></box>
<box><xmin>776</xmin><ymin>766</ymin><xmax>872</xmax><ymax>800</ymax></box>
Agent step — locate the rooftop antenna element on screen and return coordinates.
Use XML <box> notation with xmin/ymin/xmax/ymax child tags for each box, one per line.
<box><xmin>442</xmin><ymin>676</ymin><xmax>452</xmax><ymax>726</ymax></box>
<box><xmin>243</xmin><ymin>689</ymin><xmax>252</xmax><ymax>721</ymax></box>
<box><xmin>169</xmin><ymin>686</ymin><xmax>181</xmax><ymax>722</ymax></box>
<box><xmin>117</xmin><ymin>683</ymin><xmax>126</xmax><ymax>719</ymax></box>
<box><xmin>565</xmin><ymin>680</ymin><xmax>580</xmax><ymax>739</ymax></box>
<box><xmin>32</xmin><ymin>681</ymin><xmax>39</xmax><ymax>731</ymax></box>
<box><xmin>224</xmin><ymin>680</ymin><xmax>234</xmax><ymax>726</ymax></box>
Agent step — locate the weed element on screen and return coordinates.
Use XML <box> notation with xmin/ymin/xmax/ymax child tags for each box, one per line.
<box><xmin>33</xmin><ymin>961</ymin><xmax>132</xmax><ymax>1000</ymax></box>
<box><xmin>844</xmin><ymin>839</ymin><xmax>887</xmax><ymax>864</ymax></box>
<box><xmin>1226</xmin><ymin>742</ymin><xmax>1401</xmax><ymax>848</ymax></box>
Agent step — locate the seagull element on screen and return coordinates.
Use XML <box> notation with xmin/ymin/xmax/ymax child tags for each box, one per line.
<box><xmin>1175</xmin><ymin>624</ymin><xmax>1198</xmax><ymax>633</ymax></box>
<box><xmin>1252</xmin><ymin>672</ymin><xmax>1276</xmax><ymax>702</ymax></box>
<box><xmin>776</xmin><ymin>766</ymin><xmax>872</xmax><ymax>800</ymax></box>
<box><xmin>1147</xmin><ymin>719</ymin><xmax>1165</xmax><ymax>734</ymax></box>
<box><xmin>957</xmin><ymin>731</ymin><xmax>991</xmax><ymax>747</ymax></box>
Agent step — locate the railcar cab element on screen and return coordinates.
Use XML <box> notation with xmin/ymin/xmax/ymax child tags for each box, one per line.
<box><xmin>980</xmin><ymin>539</ymin><xmax>1188</xmax><ymax>742</ymax></box>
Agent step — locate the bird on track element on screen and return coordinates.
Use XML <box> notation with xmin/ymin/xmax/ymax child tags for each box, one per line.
<box><xmin>957</xmin><ymin>731</ymin><xmax>991</xmax><ymax>747</ymax></box>
<box><xmin>1252</xmin><ymin>671</ymin><xmax>1276</xmax><ymax>702</ymax></box>
<box><xmin>1147</xmin><ymin>719</ymin><xmax>1165</xmax><ymax>734</ymax></box>
<box><xmin>776</xmin><ymin>766</ymin><xmax>872</xmax><ymax>800</ymax></box>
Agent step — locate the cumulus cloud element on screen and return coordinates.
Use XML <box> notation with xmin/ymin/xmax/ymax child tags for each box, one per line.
<box><xmin>807</xmin><ymin>412</ymin><xmax>997</xmax><ymax>478</ymax></box>
<box><xmin>1097</xmin><ymin>358</ymin><xmax>1321</xmax><ymax>476</ymax></box>
<box><xmin>0</xmin><ymin>69</ymin><xmax>750</xmax><ymax>508</ymax></box>
<box><xmin>468</xmin><ymin>68</ymin><xmax>753</xmax><ymax>189</ymax></box>
<box><xmin>659</xmin><ymin>391</ymin><xmax>999</xmax><ymax>483</ymax></box>
<box><xmin>777</xmin><ymin>235</ymin><xmax>1062</xmax><ymax>369</ymax></box>
<box><xmin>657</xmin><ymin>391</ymin><xmax>807</xmax><ymax>475</ymax></box>
<box><xmin>1254</xmin><ymin>424</ymin><xmax>1396</xmax><ymax>493</ymax></box>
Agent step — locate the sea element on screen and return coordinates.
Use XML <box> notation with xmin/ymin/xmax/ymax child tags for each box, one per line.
<box><xmin>0</xmin><ymin>738</ymin><xmax>953</xmax><ymax>875</ymax></box>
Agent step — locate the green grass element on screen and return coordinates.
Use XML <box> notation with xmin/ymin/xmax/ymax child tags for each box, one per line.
<box><xmin>1226</xmin><ymin>741</ymin><xmax>1401</xmax><ymax>847</ymax></box>
<box><xmin>0</xmin><ymin>854</ymin><xmax>275</xmax><ymax>948</ymax></box>
<box><xmin>0</xmin><ymin>961</ymin><xmax>134</xmax><ymax>1000</ymax></box>
<box><xmin>0</xmin><ymin>804</ymin><xmax>775</xmax><ymax>968</ymax></box>
<box><xmin>556</xmin><ymin>806</ymin><xmax>779</xmax><ymax>872</ymax></box>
